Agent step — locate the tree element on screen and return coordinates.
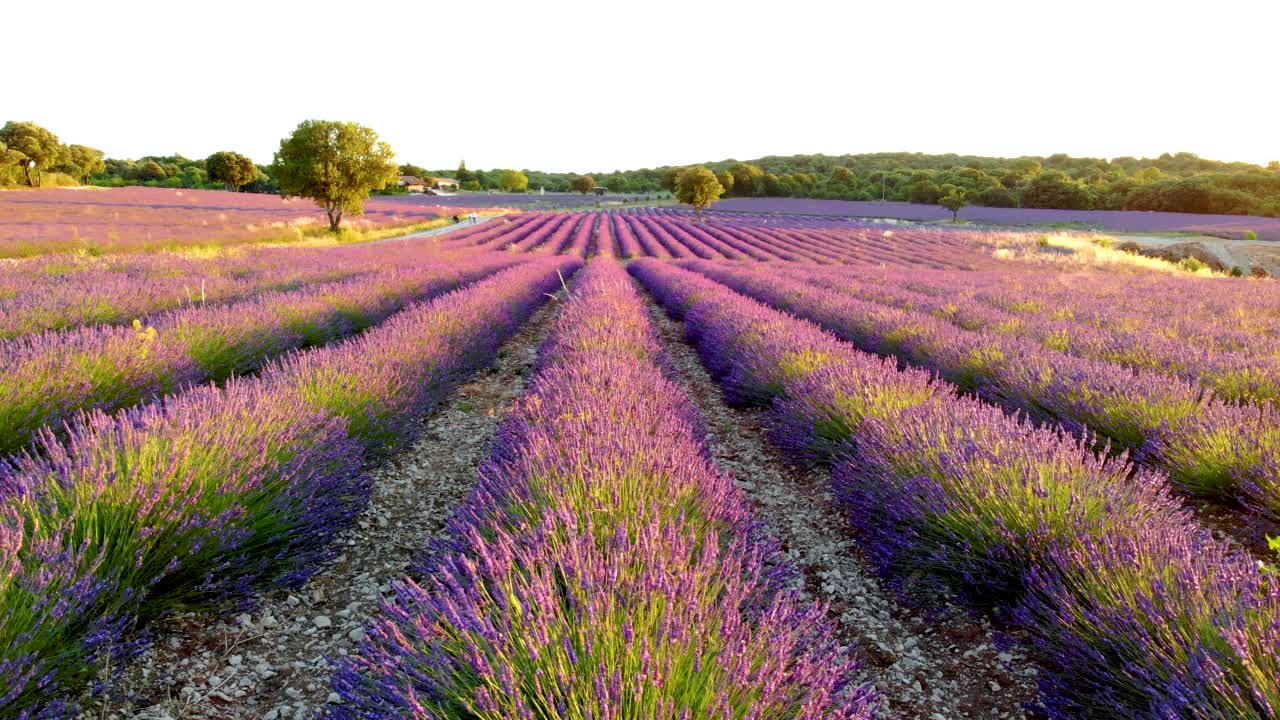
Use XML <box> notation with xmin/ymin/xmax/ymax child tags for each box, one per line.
<box><xmin>205</xmin><ymin>151</ymin><xmax>258</xmax><ymax>191</ymax></box>
<box><xmin>716</xmin><ymin>171</ymin><xmax>735</xmax><ymax>195</ymax></box>
<box><xmin>659</xmin><ymin>167</ymin><xmax>685</xmax><ymax>192</ymax></box>
<box><xmin>455</xmin><ymin>161</ymin><xmax>474</xmax><ymax>184</ymax></box>
<box><xmin>498</xmin><ymin>169</ymin><xmax>528</xmax><ymax>192</ymax></box>
<box><xmin>0</xmin><ymin>121</ymin><xmax>66</xmax><ymax>187</ymax></box>
<box><xmin>674</xmin><ymin>166</ymin><xmax>724</xmax><ymax>219</ymax></box>
<box><xmin>271</xmin><ymin>120</ymin><xmax>399</xmax><ymax>232</ymax></box>
<box><xmin>569</xmin><ymin>175</ymin><xmax>597</xmax><ymax>194</ymax></box>
<box><xmin>938</xmin><ymin>184</ymin><xmax>967</xmax><ymax>221</ymax></box>
<box><xmin>729</xmin><ymin>163</ymin><xmax>764</xmax><ymax>196</ymax></box>
<box><xmin>58</xmin><ymin>145</ymin><xmax>105</xmax><ymax>183</ymax></box>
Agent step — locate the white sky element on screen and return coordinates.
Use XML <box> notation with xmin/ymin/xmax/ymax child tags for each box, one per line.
<box><xmin>11</xmin><ymin>0</ymin><xmax>1278</xmax><ymax>172</ymax></box>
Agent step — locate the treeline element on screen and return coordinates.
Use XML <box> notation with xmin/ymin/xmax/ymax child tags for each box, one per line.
<box><xmin>0</xmin><ymin>120</ymin><xmax>279</xmax><ymax>192</ymax></box>
<box><xmin>663</xmin><ymin>152</ymin><xmax>1280</xmax><ymax>218</ymax></box>
<box><xmin>405</xmin><ymin>162</ymin><xmax>668</xmax><ymax>194</ymax></box>
<box><xmin>412</xmin><ymin>152</ymin><xmax>1280</xmax><ymax>217</ymax></box>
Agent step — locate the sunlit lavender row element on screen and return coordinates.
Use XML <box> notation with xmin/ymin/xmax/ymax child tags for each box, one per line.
<box><xmin>0</xmin><ymin>255</ymin><xmax>517</xmax><ymax>456</ymax></box>
<box><xmin>677</xmin><ymin>259</ymin><xmax>1280</xmax><ymax>538</ymax></box>
<box><xmin>631</xmin><ymin>258</ymin><xmax>1280</xmax><ymax>718</ymax></box>
<box><xmin>0</xmin><ymin>240</ymin><xmax>485</xmax><ymax>339</ymax></box>
<box><xmin>329</xmin><ymin>259</ymin><xmax>876</xmax><ymax>719</ymax></box>
<box><xmin>0</xmin><ymin>258</ymin><xmax>575</xmax><ymax>719</ymax></box>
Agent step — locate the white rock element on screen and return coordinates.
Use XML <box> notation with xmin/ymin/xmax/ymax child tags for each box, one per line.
<box><xmin>313</xmin><ymin>615</ymin><xmax>333</xmax><ymax>629</ymax></box>
<box><xmin>348</xmin><ymin>627</ymin><xmax>367</xmax><ymax>643</ymax></box>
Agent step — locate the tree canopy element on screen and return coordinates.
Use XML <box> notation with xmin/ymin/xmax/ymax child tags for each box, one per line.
<box><xmin>498</xmin><ymin>169</ymin><xmax>529</xmax><ymax>193</ymax></box>
<box><xmin>206</xmin><ymin>151</ymin><xmax>258</xmax><ymax>191</ymax></box>
<box><xmin>674</xmin><ymin>167</ymin><xmax>725</xmax><ymax>218</ymax></box>
<box><xmin>938</xmin><ymin>185</ymin><xmax>967</xmax><ymax>221</ymax></box>
<box><xmin>0</xmin><ymin>121</ymin><xmax>66</xmax><ymax>187</ymax></box>
<box><xmin>569</xmin><ymin>175</ymin><xmax>596</xmax><ymax>194</ymax></box>
<box><xmin>61</xmin><ymin>145</ymin><xmax>105</xmax><ymax>183</ymax></box>
<box><xmin>271</xmin><ymin>120</ymin><xmax>398</xmax><ymax>232</ymax></box>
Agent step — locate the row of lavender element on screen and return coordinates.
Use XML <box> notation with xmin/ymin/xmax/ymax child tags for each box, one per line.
<box><xmin>0</xmin><ymin>240</ymin><xmax>484</xmax><ymax>339</ymax></box>
<box><xmin>631</xmin><ymin>259</ymin><xmax>1279</xmax><ymax>718</ymax></box>
<box><xmin>681</xmin><ymin>260</ymin><xmax>1280</xmax><ymax>538</ymax></box>
<box><xmin>328</xmin><ymin>259</ymin><xmax>875</xmax><ymax>719</ymax></box>
<box><xmin>439</xmin><ymin>208</ymin><xmax>1004</xmax><ymax>268</ymax></box>
<box><xmin>0</xmin><ymin>258</ymin><xmax>578</xmax><ymax>719</ymax></box>
<box><xmin>0</xmin><ymin>255</ymin><xmax>518</xmax><ymax>456</ymax></box>
<box><xmin>807</xmin><ymin>264</ymin><xmax>1280</xmax><ymax>401</ymax></box>
<box><xmin>708</xmin><ymin>196</ymin><xmax>1280</xmax><ymax>241</ymax></box>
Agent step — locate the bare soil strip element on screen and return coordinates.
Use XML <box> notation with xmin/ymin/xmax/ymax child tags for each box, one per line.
<box><xmin>89</xmin><ymin>294</ymin><xmax>566</xmax><ymax>720</ymax></box>
<box><xmin>645</xmin><ymin>296</ymin><xmax>1044</xmax><ymax>720</ymax></box>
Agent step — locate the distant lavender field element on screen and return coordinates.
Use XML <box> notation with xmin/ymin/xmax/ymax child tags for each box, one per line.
<box><xmin>381</xmin><ymin>192</ymin><xmax>659</xmax><ymax>210</ymax></box>
<box><xmin>711</xmin><ymin>198</ymin><xmax>1280</xmax><ymax>241</ymax></box>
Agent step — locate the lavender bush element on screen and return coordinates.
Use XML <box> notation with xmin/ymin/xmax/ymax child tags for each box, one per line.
<box><xmin>0</xmin><ymin>258</ymin><xmax>578</xmax><ymax>719</ymax></box>
<box><xmin>329</xmin><ymin>259</ymin><xmax>874</xmax><ymax>719</ymax></box>
<box><xmin>630</xmin><ymin>258</ymin><xmax>1280</xmax><ymax>717</ymax></box>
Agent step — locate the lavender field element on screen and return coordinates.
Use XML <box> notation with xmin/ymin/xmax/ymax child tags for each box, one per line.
<box><xmin>712</xmin><ymin>196</ymin><xmax>1280</xmax><ymax>240</ymax></box>
<box><xmin>4</xmin><ymin>201</ymin><xmax>1279</xmax><ymax>720</ymax></box>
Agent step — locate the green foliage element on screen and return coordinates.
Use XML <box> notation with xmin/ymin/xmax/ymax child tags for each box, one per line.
<box><xmin>1021</xmin><ymin>170</ymin><xmax>1094</xmax><ymax>210</ymax></box>
<box><xmin>674</xmin><ymin>166</ymin><xmax>725</xmax><ymax>218</ymax></box>
<box><xmin>1244</xmin><ymin>229</ymin><xmax>1259</xmax><ymax>240</ymax></box>
<box><xmin>0</xmin><ymin>121</ymin><xmax>66</xmax><ymax>187</ymax></box>
<box><xmin>205</xmin><ymin>151</ymin><xmax>258</xmax><ymax>191</ymax></box>
<box><xmin>497</xmin><ymin>169</ymin><xmax>528</xmax><ymax>192</ymax></box>
<box><xmin>1178</xmin><ymin>257</ymin><xmax>1208</xmax><ymax>273</ymax></box>
<box><xmin>569</xmin><ymin>175</ymin><xmax>596</xmax><ymax>194</ymax></box>
<box><xmin>271</xmin><ymin>120</ymin><xmax>399</xmax><ymax>232</ymax></box>
<box><xmin>716</xmin><ymin>171</ymin><xmax>735</xmax><ymax>194</ymax></box>
<box><xmin>60</xmin><ymin>144</ymin><xmax>105</xmax><ymax>183</ymax></box>
<box><xmin>939</xmin><ymin>185</ymin><xmax>967</xmax><ymax>221</ymax></box>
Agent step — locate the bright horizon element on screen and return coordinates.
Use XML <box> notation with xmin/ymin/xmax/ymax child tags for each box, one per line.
<box><xmin>12</xmin><ymin>0</ymin><xmax>1279</xmax><ymax>172</ymax></box>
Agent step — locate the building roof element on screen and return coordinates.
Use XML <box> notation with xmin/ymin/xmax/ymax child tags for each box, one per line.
<box><xmin>432</xmin><ymin>177</ymin><xmax>461</xmax><ymax>184</ymax></box>
<box><xmin>398</xmin><ymin>175</ymin><xmax>427</xmax><ymax>185</ymax></box>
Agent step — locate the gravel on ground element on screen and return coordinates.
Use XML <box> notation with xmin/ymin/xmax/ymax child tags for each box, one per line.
<box><xmin>645</xmin><ymin>296</ymin><xmax>1044</xmax><ymax>720</ymax></box>
<box><xmin>86</xmin><ymin>293</ymin><xmax>565</xmax><ymax>720</ymax></box>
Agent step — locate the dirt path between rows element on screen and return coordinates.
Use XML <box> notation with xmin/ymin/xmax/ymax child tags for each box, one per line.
<box><xmin>90</xmin><ymin>293</ymin><xmax>566</xmax><ymax>720</ymax></box>
<box><xmin>644</xmin><ymin>294</ymin><xmax>1044</xmax><ymax>720</ymax></box>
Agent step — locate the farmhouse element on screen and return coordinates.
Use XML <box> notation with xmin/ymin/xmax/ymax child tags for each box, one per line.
<box><xmin>431</xmin><ymin>177</ymin><xmax>461</xmax><ymax>191</ymax></box>
<box><xmin>397</xmin><ymin>175</ymin><xmax>428</xmax><ymax>193</ymax></box>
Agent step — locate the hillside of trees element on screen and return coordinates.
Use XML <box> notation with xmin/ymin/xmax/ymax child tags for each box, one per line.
<box><xmin>682</xmin><ymin>152</ymin><xmax>1280</xmax><ymax>217</ymax></box>
<box><xmin>424</xmin><ymin>153</ymin><xmax>1280</xmax><ymax>218</ymax></box>
<box><xmin>6</xmin><ymin>118</ymin><xmax>1277</xmax><ymax>218</ymax></box>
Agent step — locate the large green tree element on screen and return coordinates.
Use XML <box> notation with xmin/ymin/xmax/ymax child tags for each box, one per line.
<box><xmin>206</xmin><ymin>151</ymin><xmax>258</xmax><ymax>191</ymax></box>
<box><xmin>569</xmin><ymin>175</ymin><xmax>596</xmax><ymax>194</ymax></box>
<box><xmin>938</xmin><ymin>184</ymin><xmax>967</xmax><ymax>221</ymax></box>
<box><xmin>0</xmin><ymin>121</ymin><xmax>66</xmax><ymax>187</ymax></box>
<box><xmin>498</xmin><ymin>169</ymin><xmax>529</xmax><ymax>192</ymax></box>
<box><xmin>62</xmin><ymin>144</ymin><xmax>105</xmax><ymax>183</ymax></box>
<box><xmin>674</xmin><ymin>166</ymin><xmax>725</xmax><ymax>219</ymax></box>
<box><xmin>271</xmin><ymin>120</ymin><xmax>398</xmax><ymax>231</ymax></box>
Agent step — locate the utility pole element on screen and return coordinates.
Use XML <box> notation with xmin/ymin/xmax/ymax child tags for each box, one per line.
<box><xmin>881</xmin><ymin>170</ymin><xmax>887</xmax><ymax>202</ymax></box>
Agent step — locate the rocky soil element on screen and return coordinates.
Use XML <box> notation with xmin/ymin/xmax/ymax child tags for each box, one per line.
<box><xmin>646</xmin><ymin>298</ymin><xmax>1045</xmax><ymax>720</ymax></box>
<box><xmin>86</xmin><ymin>296</ymin><xmax>564</xmax><ymax>720</ymax></box>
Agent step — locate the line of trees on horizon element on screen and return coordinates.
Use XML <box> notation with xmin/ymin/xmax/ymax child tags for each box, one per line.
<box><xmin>4</xmin><ymin>119</ymin><xmax>1278</xmax><ymax>219</ymax></box>
<box><xmin>404</xmin><ymin>152</ymin><xmax>1280</xmax><ymax>218</ymax></box>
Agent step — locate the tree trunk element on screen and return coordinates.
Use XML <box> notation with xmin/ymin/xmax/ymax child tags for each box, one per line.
<box><xmin>327</xmin><ymin>206</ymin><xmax>343</xmax><ymax>232</ymax></box>
<box><xmin>22</xmin><ymin>165</ymin><xmax>36</xmax><ymax>188</ymax></box>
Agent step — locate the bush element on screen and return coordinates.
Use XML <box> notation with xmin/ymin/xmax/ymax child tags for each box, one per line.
<box><xmin>1179</xmin><ymin>256</ymin><xmax>1208</xmax><ymax>273</ymax></box>
<box><xmin>1231</xmin><ymin>266</ymin><xmax>1245</xmax><ymax>277</ymax></box>
<box><xmin>1116</xmin><ymin>240</ymin><xmax>1142</xmax><ymax>254</ymax></box>
<box><xmin>1252</xmin><ymin>265</ymin><xmax>1270</xmax><ymax>278</ymax></box>
<box><xmin>1244</xmin><ymin>229</ymin><xmax>1259</xmax><ymax>240</ymax></box>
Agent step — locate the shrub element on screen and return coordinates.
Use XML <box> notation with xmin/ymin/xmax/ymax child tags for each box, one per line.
<box><xmin>1244</xmin><ymin>229</ymin><xmax>1259</xmax><ymax>240</ymax></box>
